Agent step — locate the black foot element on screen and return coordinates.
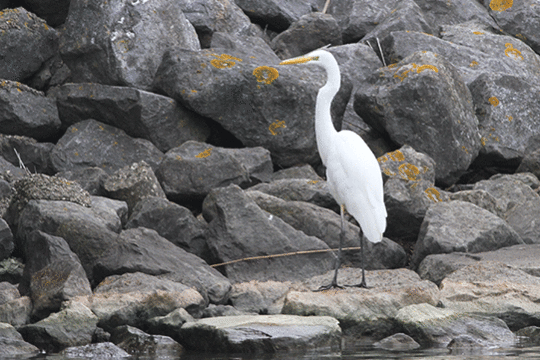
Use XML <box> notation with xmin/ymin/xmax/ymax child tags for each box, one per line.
<box><xmin>345</xmin><ymin>282</ymin><xmax>369</xmax><ymax>289</ymax></box>
<box><xmin>315</xmin><ymin>282</ymin><xmax>344</xmax><ymax>291</ymax></box>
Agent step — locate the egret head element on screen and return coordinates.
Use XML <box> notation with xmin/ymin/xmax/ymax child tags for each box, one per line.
<box><xmin>278</xmin><ymin>47</ymin><xmax>340</xmax><ymax>91</ymax></box>
<box><xmin>278</xmin><ymin>48</ymin><xmax>333</xmax><ymax>67</ymax></box>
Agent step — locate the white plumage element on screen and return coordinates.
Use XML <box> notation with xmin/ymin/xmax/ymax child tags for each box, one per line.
<box><xmin>280</xmin><ymin>48</ymin><xmax>387</xmax><ymax>288</ymax></box>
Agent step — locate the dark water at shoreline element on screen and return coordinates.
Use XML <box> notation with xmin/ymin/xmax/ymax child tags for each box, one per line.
<box><xmin>22</xmin><ymin>343</ymin><xmax>540</xmax><ymax>360</ymax></box>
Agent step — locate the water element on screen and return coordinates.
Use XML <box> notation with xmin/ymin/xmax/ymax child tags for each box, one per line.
<box><xmin>26</xmin><ymin>344</ymin><xmax>540</xmax><ymax>360</ymax></box>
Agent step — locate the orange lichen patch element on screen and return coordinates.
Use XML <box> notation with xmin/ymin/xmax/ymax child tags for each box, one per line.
<box><xmin>387</xmin><ymin>63</ymin><xmax>398</xmax><ymax>69</ymax></box>
<box><xmin>469</xmin><ymin>61</ymin><xmax>479</xmax><ymax>67</ymax></box>
<box><xmin>393</xmin><ymin>66</ymin><xmax>414</xmax><ymax>81</ymax></box>
<box><xmin>462</xmin><ymin>145</ymin><xmax>468</xmax><ymax>154</ymax></box>
<box><xmin>175</xmin><ymin>155</ymin><xmax>183</xmax><ymax>161</ymax></box>
<box><xmin>416</xmin><ymin>64</ymin><xmax>438</xmax><ymax>73</ymax></box>
<box><xmin>488</xmin><ymin>96</ymin><xmax>499</xmax><ymax>106</ymax></box>
<box><xmin>191</xmin><ymin>89</ymin><xmax>197</xmax><ymax>93</ymax></box>
<box><xmin>473</xmin><ymin>31</ymin><xmax>484</xmax><ymax>35</ymax></box>
<box><xmin>382</xmin><ymin>168</ymin><xmax>397</xmax><ymax>177</ymax></box>
<box><xmin>507</xmin><ymin>115</ymin><xmax>513</xmax><ymax>121</ymax></box>
<box><xmin>425</xmin><ymin>187</ymin><xmax>442</xmax><ymax>202</ymax></box>
<box><xmin>307</xmin><ymin>180</ymin><xmax>320</xmax><ymax>185</ymax></box>
<box><xmin>516</xmin><ymin>34</ymin><xmax>527</xmax><ymax>41</ymax></box>
<box><xmin>490</xmin><ymin>0</ymin><xmax>512</xmax><ymax>11</ymax></box>
<box><xmin>195</xmin><ymin>148</ymin><xmax>212</xmax><ymax>158</ymax></box>
<box><xmin>388</xmin><ymin>150</ymin><xmax>405</xmax><ymax>162</ymax></box>
<box><xmin>269</xmin><ymin>120</ymin><xmax>286</xmax><ymax>135</ymax></box>
<box><xmin>504</xmin><ymin>43</ymin><xmax>523</xmax><ymax>60</ymax></box>
<box><xmin>253</xmin><ymin>66</ymin><xmax>279</xmax><ymax>84</ymax></box>
<box><xmin>480</xmin><ymin>137</ymin><xmax>487</xmax><ymax>146</ymax></box>
<box><xmin>210</xmin><ymin>54</ymin><xmax>243</xmax><ymax>69</ymax></box>
<box><xmin>379</xmin><ymin>151</ymin><xmax>399</xmax><ymax>163</ymax></box>
<box><xmin>398</xmin><ymin>163</ymin><xmax>420</xmax><ymax>181</ymax></box>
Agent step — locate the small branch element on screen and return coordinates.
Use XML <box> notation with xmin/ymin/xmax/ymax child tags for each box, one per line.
<box><xmin>376</xmin><ymin>37</ymin><xmax>386</xmax><ymax>67</ymax></box>
<box><xmin>322</xmin><ymin>0</ymin><xmax>331</xmax><ymax>14</ymax></box>
<box><xmin>211</xmin><ymin>246</ymin><xmax>363</xmax><ymax>268</ymax></box>
<box><xmin>13</xmin><ymin>148</ymin><xmax>30</xmax><ymax>175</ymax></box>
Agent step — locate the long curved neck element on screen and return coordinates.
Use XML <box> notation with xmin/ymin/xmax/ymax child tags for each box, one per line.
<box><xmin>315</xmin><ymin>57</ymin><xmax>341</xmax><ymax>166</ymax></box>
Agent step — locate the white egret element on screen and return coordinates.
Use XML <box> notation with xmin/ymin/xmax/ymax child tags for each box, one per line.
<box><xmin>279</xmin><ymin>48</ymin><xmax>387</xmax><ymax>289</ymax></box>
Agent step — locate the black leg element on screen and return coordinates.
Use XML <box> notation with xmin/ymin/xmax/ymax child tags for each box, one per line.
<box><xmin>316</xmin><ymin>205</ymin><xmax>345</xmax><ymax>291</ymax></box>
<box><xmin>347</xmin><ymin>230</ymin><xmax>369</xmax><ymax>288</ymax></box>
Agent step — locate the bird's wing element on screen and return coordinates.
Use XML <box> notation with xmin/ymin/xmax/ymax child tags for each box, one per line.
<box><xmin>326</xmin><ymin>130</ymin><xmax>387</xmax><ymax>243</ymax></box>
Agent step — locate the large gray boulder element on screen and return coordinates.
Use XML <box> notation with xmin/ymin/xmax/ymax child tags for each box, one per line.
<box><xmin>418</xmin><ymin>244</ymin><xmax>540</xmax><ymax>285</ymax></box>
<box><xmin>247</xmin><ymin>190</ymin><xmax>406</xmax><ymax>270</ymax></box>
<box><xmin>325</xmin><ymin>0</ymin><xmax>401</xmax><ymax>42</ymax></box>
<box><xmin>156</xmin><ymin>141</ymin><xmax>268</xmax><ymax>202</ymax></box>
<box><xmin>0</xmin><ymin>135</ymin><xmax>54</xmax><ymax>175</ymax></box>
<box><xmin>382</xmin><ymin>22</ymin><xmax>540</xmax><ymax>85</ymax></box>
<box><xmin>49</xmin><ymin>83</ymin><xmax>210</xmax><ymax>152</ymax></box>
<box><xmin>355</xmin><ymin>51</ymin><xmax>480</xmax><ymax>186</ymax></box>
<box><xmin>249</xmin><ymin>178</ymin><xmax>338</xmax><ymax>212</ymax></box>
<box><xmin>0</xmin><ymin>81</ymin><xmax>60</xmax><ymax>140</ymax></box>
<box><xmin>94</xmin><ymin>228</ymin><xmax>231</xmax><ymax>304</ymax></box>
<box><xmin>271</xmin><ymin>13</ymin><xmax>342</xmax><ymax>59</ymax></box>
<box><xmin>21</xmin><ymin>231</ymin><xmax>92</xmax><ymax>319</ymax></box>
<box><xmin>18</xmin><ymin>301</ymin><xmax>98</xmax><ymax>353</ymax></box>
<box><xmin>482</xmin><ymin>0</ymin><xmax>540</xmax><ymax>54</ymax></box>
<box><xmin>179</xmin><ymin>315</ymin><xmax>341</xmax><ymax>353</ymax></box>
<box><xmin>16</xmin><ymin>199</ymin><xmax>122</xmax><ymax>283</ymax></box>
<box><xmin>474</xmin><ymin>174</ymin><xmax>540</xmax><ymax>244</ymax></box>
<box><xmin>202</xmin><ymin>185</ymin><xmax>335</xmax><ymax>283</ymax></box>
<box><xmin>411</xmin><ymin>200</ymin><xmax>523</xmax><ymax>268</ymax></box>
<box><xmin>282</xmin><ymin>268</ymin><xmax>440</xmax><ymax>337</ymax></box>
<box><xmin>234</xmin><ymin>0</ymin><xmax>315</xmax><ymax>31</ymax></box>
<box><xmin>396</xmin><ymin>303</ymin><xmax>515</xmax><ymax>347</ymax></box>
<box><xmin>469</xmin><ymin>73</ymin><xmax>540</xmax><ymax>166</ymax></box>
<box><xmin>440</xmin><ymin>261</ymin><xmax>540</xmax><ymax>330</ymax></box>
<box><xmin>126</xmin><ymin>196</ymin><xmax>209</xmax><ymax>259</ymax></box>
<box><xmin>0</xmin><ymin>322</ymin><xmax>40</xmax><ymax>357</ymax></box>
<box><xmin>90</xmin><ymin>272</ymin><xmax>206</xmax><ymax>331</ymax></box>
<box><xmin>180</xmin><ymin>0</ymin><xmax>255</xmax><ymax>47</ymax></box>
<box><xmin>153</xmin><ymin>48</ymin><xmax>350</xmax><ymax>168</ymax></box>
<box><xmin>59</xmin><ymin>0</ymin><xmax>200</xmax><ymax>90</ymax></box>
<box><xmin>51</xmin><ymin>120</ymin><xmax>164</xmax><ymax>175</ymax></box>
<box><xmin>0</xmin><ymin>7</ymin><xmax>58</xmax><ymax>82</ymax></box>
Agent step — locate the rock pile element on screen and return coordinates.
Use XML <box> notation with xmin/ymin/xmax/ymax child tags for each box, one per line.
<box><xmin>1</xmin><ymin>0</ymin><xmax>540</xmax><ymax>357</ymax></box>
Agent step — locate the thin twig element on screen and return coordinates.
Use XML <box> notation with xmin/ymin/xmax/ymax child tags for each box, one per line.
<box><xmin>322</xmin><ymin>0</ymin><xmax>331</xmax><ymax>14</ymax></box>
<box><xmin>376</xmin><ymin>37</ymin><xmax>386</xmax><ymax>67</ymax></box>
<box><xmin>211</xmin><ymin>246</ymin><xmax>362</xmax><ymax>268</ymax></box>
<box><xmin>13</xmin><ymin>148</ymin><xmax>30</xmax><ymax>175</ymax></box>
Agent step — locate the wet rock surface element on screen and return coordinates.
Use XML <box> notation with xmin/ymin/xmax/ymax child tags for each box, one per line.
<box><xmin>1</xmin><ymin>0</ymin><xmax>540</xmax><ymax>357</ymax></box>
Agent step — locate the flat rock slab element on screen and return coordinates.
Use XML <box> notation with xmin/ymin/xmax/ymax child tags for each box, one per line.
<box><xmin>440</xmin><ymin>261</ymin><xmax>540</xmax><ymax>330</ymax></box>
<box><xmin>180</xmin><ymin>314</ymin><xmax>341</xmax><ymax>354</ymax></box>
<box><xmin>396</xmin><ymin>303</ymin><xmax>515</xmax><ymax>347</ymax></box>
<box><xmin>418</xmin><ymin>244</ymin><xmax>540</xmax><ymax>285</ymax></box>
<box><xmin>282</xmin><ymin>268</ymin><xmax>440</xmax><ymax>337</ymax></box>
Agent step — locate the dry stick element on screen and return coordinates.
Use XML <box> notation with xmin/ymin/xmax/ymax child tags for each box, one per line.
<box><xmin>322</xmin><ymin>0</ymin><xmax>331</xmax><ymax>14</ymax></box>
<box><xmin>211</xmin><ymin>246</ymin><xmax>362</xmax><ymax>268</ymax></box>
<box><xmin>13</xmin><ymin>148</ymin><xmax>30</xmax><ymax>175</ymax></box>
<box><xmin>376</xmin><ymin>37</ymin><xmax>386</xmax><ymax>67</ymax></box>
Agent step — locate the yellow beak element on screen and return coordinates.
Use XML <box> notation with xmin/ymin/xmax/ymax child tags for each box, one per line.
<box><xmin>279</xmin><ymin>56</ymin><xmax>316</xmax><ymax>65</ymax></box>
